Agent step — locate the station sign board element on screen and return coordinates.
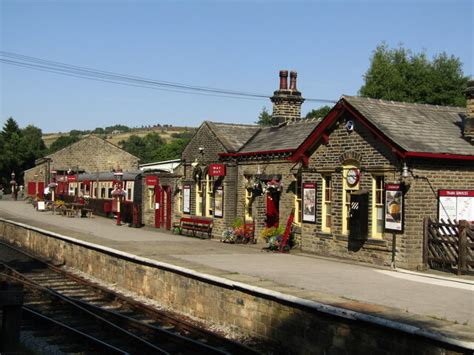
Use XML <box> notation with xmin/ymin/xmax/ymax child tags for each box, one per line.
<box><xmin>209</xmin><ymin>164</ymin><xmax>226</xmax><ymax>177</ymax></box>
<box><xmin>145</xmin><ymin>176</ymin><xmax>159</xmax><ymax>186</ymax></box>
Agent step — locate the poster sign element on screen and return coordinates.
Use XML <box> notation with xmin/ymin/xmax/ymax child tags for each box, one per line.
<box><xmin>385</xmin><ymin>184</ymin><xmax>403</xmax><ymax>232</ymax></box>
<box><xmin>145</xmin><ymin>176</ymin><xmax>159</xmax><ymax>186</ymax></box>
<box><xmin>209</xmin><ymin>164</ymin><xmax>226</xmax><ymax>177</ymax></box>
<box><xmin>183</xmin><ymin>184</ymin><xmax>191</xmax><ymax>214</ymax></box>
<box><xmin>214</xmin><ymin>186</ymin><xmax>223</xmax><ymax>218</ymax></box>
<box><xmin>439</xmin><ymin>190</ymin><xmax>474</xmax><ymax>223</ymax></box>
<box><xmin>67</xmin><ymin>175</ymin><xmax>77</xmax><ymax>182</ymax></box>
<box><xmin>302</xmin><ymin>183</ymin><xmax>316</xmax><ymax>223</ymax></box>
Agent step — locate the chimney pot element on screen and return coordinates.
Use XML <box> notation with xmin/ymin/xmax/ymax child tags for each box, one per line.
<box><xmin>289</xmin><ymin>71</ymin><xmax>298</xmax><ymax>90</ymax></box>
<box><xmin>279</xmin><ymin>70</ymin><xmax>288</xmax><ymax>90</ymax></box>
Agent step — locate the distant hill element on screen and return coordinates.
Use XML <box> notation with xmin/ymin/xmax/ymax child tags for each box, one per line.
<box><xmin>42</xmin><ymin>125</ymin><xmax>196</xmax><ymax>148</ymax></box>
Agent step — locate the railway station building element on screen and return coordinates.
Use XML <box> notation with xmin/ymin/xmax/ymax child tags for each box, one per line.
<box><xmin>170</xmin><ymin>72</ymin><xmax>474</xmax><ymax>271</ymax></box>
<box><xmin>23</xmin><ymin>135</ymin><xmax>140</xmax><ymax>198</ymax></box>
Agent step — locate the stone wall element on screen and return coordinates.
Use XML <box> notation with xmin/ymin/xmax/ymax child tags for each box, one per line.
<box><xmin>47</xmin><ymin>135</ymin><xmax>139</xmax><ymax>173</ymax></box>
<box><xmin>237</xmin><ymin>160</ymin><xmax>300</xmax><ymax>241</ymax></box>
<box><xmin>401</xmin><ymin>159</ymin><xmax>474</xmax><ymax>269</ymax></box>
<box><xmin>0</xmin><ymin>219</ymin><xmax>467</xmax><ymax>354</ymax></box>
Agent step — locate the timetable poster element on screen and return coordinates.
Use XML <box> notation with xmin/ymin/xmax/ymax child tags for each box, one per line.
<box><xmin>438</xmin><ymin>190</ymin><xmax>474</xmax><ymax>223</ymax></box>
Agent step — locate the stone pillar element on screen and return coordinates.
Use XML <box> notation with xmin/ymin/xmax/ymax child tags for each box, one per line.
<box><xmin>271</xmin><ymin>70</ymin><xmax>305</xmax><ymax>126</ymax></box>
<box><xmin>464</xmin><ymin>79</ymin><xmax>474</xmax><ymax>139</ymax></box>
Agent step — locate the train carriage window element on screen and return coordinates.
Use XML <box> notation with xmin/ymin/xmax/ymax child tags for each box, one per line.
<box><xmin>101</xmin><ymin>187</ymin><xmax>106</xmax><ymax>198</ymax></box>
<box><xmin>108</xmin><ymin>188</ymin><xmax>113</xmax><ymax>198</ymax></box>
<box><xmin>127</xmin><ymin>188</ymin><xmax>132</xmax><ymax>201</ymax></box>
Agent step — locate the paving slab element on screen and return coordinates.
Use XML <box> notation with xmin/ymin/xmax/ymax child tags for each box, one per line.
<box><xmin>0</xmin><ymin>199</ymin><xmax>473</xmax><ymax>343</ymax></box>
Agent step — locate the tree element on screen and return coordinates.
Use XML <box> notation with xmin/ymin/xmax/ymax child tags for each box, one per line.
<box><xmin>305</xmin><ymin>105</ymin><xmax>332</xmax><ymax>120</ymax></box>
<box><xmin>2</xmin><ymin>117</ymin><xmax>20</xmax><ymax>141</ymax></box>
<box><xmin>119</xmin><ymin>132</ymin><xmax>189</xmax><ymax>163</ymax></box>
<box><xmin>256</xmin><ymin>107</ymin><xmax>272</xmax><ymax>126</ymax></box>
<box><xmin>0</xmin><ymin>118</ymin><xmax>46</xmax><ymax>190</ymax></box>
<box><xmin>153</xmin><ymin>138</ymin><xmax>190</xmax><ymax>161</ymax></box>
<box><xmin>49</xmin><ymin>134</ymin><xmax>81</xmax><ymax>154</ymax></box>
<box><xmin>359</xmin><ymin>43</ymin><xmax>468</xmax><ymax>106</ymax></box>
<box><xmin>19</xmin><ymin>125</ymin><xmax>46</xmax><ymax>169</ymax></box>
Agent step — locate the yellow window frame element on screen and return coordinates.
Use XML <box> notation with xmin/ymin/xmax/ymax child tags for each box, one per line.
<box><xmin>321</xmin><ymin>175</ymin><xmax>332</xmax><ymax>233</ymax></box>
<box><xmin>371</xmin><ymin>175</ymin><xmax>384</xmax><ymax>239</ymax></box>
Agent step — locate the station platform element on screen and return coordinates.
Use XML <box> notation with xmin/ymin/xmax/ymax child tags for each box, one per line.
<box><xmin>0</xmin><ymin>198</ymin><xmax>473</xmax><ymax>348</ymax></box>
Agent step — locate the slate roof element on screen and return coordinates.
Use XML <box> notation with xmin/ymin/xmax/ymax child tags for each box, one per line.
<box><xmin>343</xmin><ymin>96</ymin><xmax>474</xmax><ymax>156</ymax></box>
<box><xmin>206</xmin><ymin>121</ymin><xmax>260</xmax><ymax>152</ymax></box>
<box><xmin>239</xmin><ymin>118</ymin><xmax>322</xmax><ymax>153</ymax></box>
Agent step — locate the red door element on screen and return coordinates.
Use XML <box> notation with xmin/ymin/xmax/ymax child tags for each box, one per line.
<box><xmin>166</xmin><ymin>186</ymin><xmax>172</xmax><ymax>230</ymax></box>
<box><xmin>154</xmin><ymin>185</ymin><xmax>162</xmax><ymax>228</ymax></box>
<box><xmin>38</xmin><ymin>182</ymin><xmax>45</xmax><ymax>199</ymax></box>
<box><xmin>28</xmin><ymin>182</ymin><xmax>36</xmax><ymax>196</ymax></box>
<box><xmin>266</xmin><ymin>191</ymin><xmax>280</xmax><ymax>227</ymax></box>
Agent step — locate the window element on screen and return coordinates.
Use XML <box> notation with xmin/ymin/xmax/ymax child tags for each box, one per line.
<box><xmin>322</xmin><ymin>175</ymin><xmax>332</xmax><ymax>232</ymax></box>
<box><xmin>177</xmin><ymin>188</ymin><xmax>182</xmax><ymax>213</ymax></box>
<box><xmin>205</xmin><ymin>174</ymin><xmax>213</xmax><ymax>217</ymax></box>
<box><xmin>108</xmin><ymin>188</ymin><xmax>113</xmax><ymax>199</ymax></box>
<box><xmin>372</xmin><ymin>175</ymin><xmax>384</xmax><ymax>238</ymax></box>
<box><xmin>294</xmin><ymin>175</ymin><xmax>302</xmax><ymax>225</ymax></box>
<box><xmin>101</xmin><ymin>187</ymin><xmax>106</xmax><ymax>198</ymax></box>
<box><xmin>148</xmin><ymin>187</ymin><xmax>154</xmax><ymax>209</ymax></box>
<box><xmin>342</xmin><ymin>165</ymin><xmax>360</xmax><ymax>235</ymax></box>
<box><xmin>127</xmin><ymin>188</ymin><xmax>132</xmax><ymax>201</ymax></box>
<box><xmin>195</xmin><ymin>180</ymin><xmax>203</xmax><ymax>216</ymax></box>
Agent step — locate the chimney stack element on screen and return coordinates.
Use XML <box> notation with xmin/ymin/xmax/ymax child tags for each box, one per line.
<box><xmin>279</xmin><ymin>70</ymin><xmax>288</xmax><ymax>90</ymax></box>
<box><xmin>271</xmin><ymin>70</ymin><xmax>305</xmax><ymax>126</ymax></box>
<box><xmin>464</xmin><ymin>79</ymin><xmax>474</xmax><ymax>140</ymax></box>
<box><xmin>289</xmin><ymin>71</ymin><xmax>298</xmax><ymax>90</ymax></box>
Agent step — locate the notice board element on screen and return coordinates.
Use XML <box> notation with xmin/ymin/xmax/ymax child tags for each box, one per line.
<box><xmin>438</xmin><ymin>190</ymin><xmax>474</xmax><ymax>223</ymax></box>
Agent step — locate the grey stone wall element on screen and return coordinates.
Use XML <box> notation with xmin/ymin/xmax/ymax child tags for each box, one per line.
<box><xmin>48</xmin><ymin>135</ymin><xmax>139</xmax><ymax>173</ymax></box>
<box><xmin>0</xmin><ymin>220</ymin><xmax>467</xmax><ymax>355</ymax></box>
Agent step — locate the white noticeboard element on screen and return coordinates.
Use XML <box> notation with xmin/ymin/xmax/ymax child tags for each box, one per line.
<box><xmin>439</xmin><ymin>190</ymin><xmax>474</xmax><ymax>223</ymax></box>
<box><xmin>37</xmin><ymin>201</ymin><xmax>45</xmax><ymax>211</ymax></box>
<box><xmin>183</xmin><ymin>185</ymin><xmax>190</xmax><ymax>214</ymax></box>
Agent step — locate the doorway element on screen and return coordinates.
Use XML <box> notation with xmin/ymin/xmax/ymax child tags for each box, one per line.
<box><xmin>266</xmin><ymin>190</ymin><xmax>280</xmax><ymax>227</ymax></box>
<box><xmin>154</xmin><ymin>185</ymin><xmax>172</xmax><ymax>230</ymax></box>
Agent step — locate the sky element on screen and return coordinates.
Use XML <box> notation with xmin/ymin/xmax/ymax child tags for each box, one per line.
<box><xmin>1</xmin><ymin>0</ymin><xmax>473</xmax><ymax>133</ymax></box>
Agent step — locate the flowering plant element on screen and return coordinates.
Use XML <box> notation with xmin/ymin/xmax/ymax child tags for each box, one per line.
<box><xmin>221</xmin><ymin>228</ymin><xmax>235</xmax><ymax>243</ymax></box>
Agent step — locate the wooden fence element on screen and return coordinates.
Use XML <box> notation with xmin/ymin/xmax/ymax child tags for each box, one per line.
<box><xmin>423</xmin><ymin>217</ymin><xmax>474</xmax><ymax>275</ymax></box>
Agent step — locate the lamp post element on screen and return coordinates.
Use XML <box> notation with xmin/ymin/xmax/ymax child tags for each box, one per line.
<box><xmin>10</xmin><ymin>172</ymin><xmax>17</xmax><ymax>201</ymax></box>
<box><xmin>113</xmin><ymin>170</ymin><xmax>125</xmax><ymax>226</ymax></box>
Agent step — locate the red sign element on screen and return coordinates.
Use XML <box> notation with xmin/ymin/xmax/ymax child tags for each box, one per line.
<box><xmin>209</xmin><ymin>164</ymin><xmax>226</xmax><ymax>177</ymax></box>
<box><xmin>385</xmin><ymin>184</ymin><xmax>401</xmax><ymax>191</ymax></box>
<box><xmin>439</xmin><ymin>190</ymin><xmax>474</xmax><ymax>197</ymax></box>
<box><xmin>145</xmin><ymin>176</ymin><xmax>159</xmax><ymax>186</ymax></box>
<box><xmin>67</xmin><ymin>175</ymin><xmax>77</xmax><ymax>182</ymax></box>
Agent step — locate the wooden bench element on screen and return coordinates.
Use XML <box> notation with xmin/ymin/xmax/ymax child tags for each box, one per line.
<box><xmin>178</xmin><ymin>217</ymin><xmax>213</xmax><ymax>239</ymax></box>
<box><xmin>81</xmin><ymin>208</ymin><xmax>93</xmax><ymax>218</ymax></box>
<box><xmin>64</xmin><ymin>208</ymin><xmax>77</xmax><ymax>218</ymax></box>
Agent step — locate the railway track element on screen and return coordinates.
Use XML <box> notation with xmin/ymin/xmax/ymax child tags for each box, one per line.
<box><xmin>0</xmin><ymin>240</ymin><xmax>259</xmax><ymax>354</ymax></box>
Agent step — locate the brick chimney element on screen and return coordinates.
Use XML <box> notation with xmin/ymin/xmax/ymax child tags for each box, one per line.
<box><xmin>465</xmin><ymin>79</ymin><xmax>474</xmax><ymax>139</ymax></box>
<box><xmin>270</xmin><ymin>70</ymin><xmax>305</xmax><ymax>126</ymax></box>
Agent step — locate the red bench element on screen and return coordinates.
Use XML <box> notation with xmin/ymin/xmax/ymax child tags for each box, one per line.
<box><xmin>179</xmin><ymin>216</ymin><xmax>213</xmax><ymax>239</ymax></box>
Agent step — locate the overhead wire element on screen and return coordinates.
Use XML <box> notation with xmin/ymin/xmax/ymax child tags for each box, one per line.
<box><xmin>0</xmin><ymin>50</ymin><xmax>337</xmax><ymax>104</ymax></box>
